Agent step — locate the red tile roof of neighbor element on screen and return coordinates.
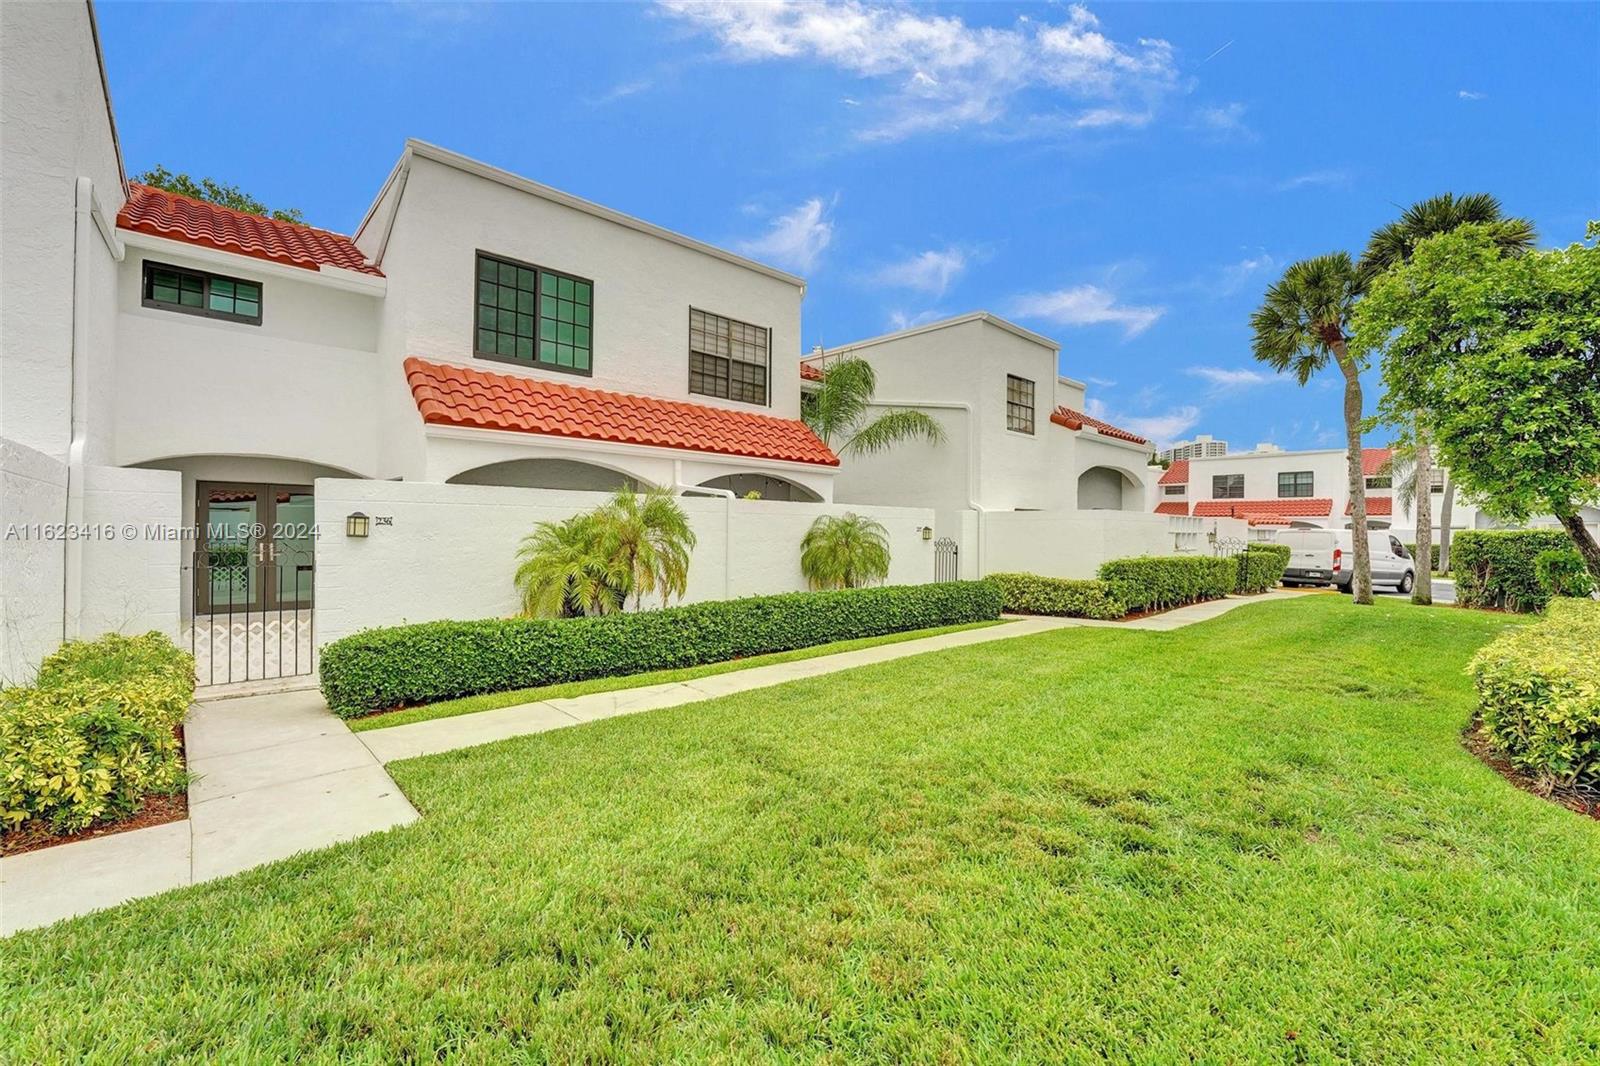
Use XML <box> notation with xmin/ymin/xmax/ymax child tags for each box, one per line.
<box><xmin>800</xmin><ymin>361</ymin><xmax>824</xmax><ymax>381</ymax></box>
<box><xmin>404</xmin><ymin>357</ymin><xmax>840</xmax><ymax>466</ymax></box>
<box><xmin>1157</xmin><ymin>459</ymin><xmax>1189</xmax><ymax>486</ymax></box>
<box><xmin>1242</xmin><ymin>513</ymin><xmax>1291</xmax><ymax>526</ymax></box>
<box><xmin>1347</xmin><ymin>496</ymin><xmax>1394</xmax><ymax>516</ymax></box>
<box><xmin>1193</xmin><ymin>498</ymin><xmax>1333</xmax><ymax>518</ymax></box>
<box><xmin>1154</xmin><ymin>501</ymin><xmax>1189</xmax><ymax>516</ymax></box>
<box><xmin>1049</xmin><ymin>406</ymin><xmax>1148</xmax><ymax>445</ymax></box>
<box><xmin>116</xmin><ymin>183</ymin><xmax>383</xmax><ymax>277</ymax></box>
<box><xmin>1362</xmin><ymin>447</ymin><xmax>1393</xmax><ymax>476</ymax></box>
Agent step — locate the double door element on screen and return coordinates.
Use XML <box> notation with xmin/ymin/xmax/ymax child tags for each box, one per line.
<box><xmin>195</xmin><ymin>482</ymin><xmax>315</xmax><ymax>614</ymax></box>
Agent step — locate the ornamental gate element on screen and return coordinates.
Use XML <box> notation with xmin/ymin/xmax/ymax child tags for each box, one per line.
<box><xmin>934</xmin><ymin>536</ymin><xmax>960</xmax><ymax>582</ymax></box>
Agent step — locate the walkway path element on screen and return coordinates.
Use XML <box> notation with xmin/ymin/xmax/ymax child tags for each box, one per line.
<box><xmin>1</xmin><ymin>591</ymin><xmax>1289</xmax><ymax>935</ymax></box>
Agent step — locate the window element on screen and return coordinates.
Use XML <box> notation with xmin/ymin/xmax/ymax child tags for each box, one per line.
<box><xmin>688</xmin><ymin>308</ymin><xmax>770</xmax><ymax>405</ymax></box>
<box><xmin>1213</xmin><ymin>474</ymin><xmax>1244</xmax><ymax>499</ymax></box>
<box><xmin>1006</xmin><ymin>375</ymin><xmax>1035</xmax><ymax>434</ymax></box>
<box><xmin>142</xmin><ymin>262</ymin><xmax>261</xmax><ymax>324</ymax></box>
<box><xmin>1366</xmin><ymin>475</ymin><xmax>1392</xmax><ymax>489</ymax></box>
<box><xmin>1278</xmin><ymin>470</ymin><xmax>1315</xmax><ymax>497</ymax></box>
<box><xmin>475</xmin><ymin>252</ymin><xmax>592</xmax><ymax>374</ymax></box>
<box><xmin>1390</xmin><ymin>537</ymin><xmax>1410</xmax><ymax>559</ymax></box>
<box><xmin>1163</xmin><ymin>485</ymin><xmax>1186</xmax><ymax>496</ymax></box>
<box><xmin>1429</xmin><ymin>469</ymin><xmax>1446</xmax><ymax>493</ymax></box>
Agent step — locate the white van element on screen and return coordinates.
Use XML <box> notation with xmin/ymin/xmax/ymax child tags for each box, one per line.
<box><xmin>1277</xmin><ymin>529</ymin><xmax>1416</xmax><ymax>593</ymax></box>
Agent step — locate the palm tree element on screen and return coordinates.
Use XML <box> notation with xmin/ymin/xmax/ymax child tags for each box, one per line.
<box><xmin>595</xmin><ymin>486</ymin><xmax>697</xmax><ymax>611</ymax></box>
<box><xmin>802</xmin><ymin>355</ymin><xmax>946</xmax><ymax>457</ymax></box>
<box><xmin>1360</xmin><ymin>194</ymin><xmax>1536</xmax><ymax>604</ymax></box>
<box><xmin>800</xmin><ymin>513</ymin><xmax>891</xmax><ymax>590</ymax></box>
<box><xmin>1250</xmin><ymin>253</ymin><xmax>1375</xmax><ymax>604</ymax></box>
<box><xmin>513</xmin><ymin>513</ymin><xmax>625</xmax><ymax>618</ymax></box>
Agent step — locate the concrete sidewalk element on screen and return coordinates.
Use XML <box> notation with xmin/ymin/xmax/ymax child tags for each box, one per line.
<box><xmin>1</xmin><ymin>690</ymin><xmax>416</xmax><ymax>935</ymax></box>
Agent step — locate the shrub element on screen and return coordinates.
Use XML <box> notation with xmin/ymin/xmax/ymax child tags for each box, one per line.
<box><xmin>1471</xmin><ymin>599</ymin><xmax>1600</xmax><ymax>790</ymax></box>
<box><xmin>1404</xmin><ymin>542</ymin><xmax>1443</xmax><ymax>573</ymax></box>
<box><xmin>1535</xmin><ymin>549</ymin><xmax>1596</xmax><ymax>600</ymax></box>
<box><xmin>1236</xmin><ymin>543</ymin><xmax>1290</xmax><ymax>594</ymax></box>
<box><xmin>320</xmin><ymin>581</ymin><xmax>1003</xmax><ymax>717</ymax></box>
<box><xmin>1</xmin><ymin>632</ymin><xmax>193</xmax><ymax>835</ymax></box>
<box><xmin>1452</xmin><ymin>529</ymin><xmax>1575</xmax><ymax>612</ymax></box>
<box><xmin>987</xmin><ymin>573</ymin><xmax>1126</xmax><ymax>620</ymax></box>
<box><xmin>1097</xmin><ymin>556</ymin><xmax>1237</xmax><ymax>613</ymax></box>
<box><xmin>800</xmin><ymin>513</ymin><xmax>891</xmax><ymax>590</ymax></box>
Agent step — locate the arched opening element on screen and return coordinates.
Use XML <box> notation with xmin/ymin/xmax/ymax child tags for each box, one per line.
<box><xmin>697</xmin><ymin>473</ymin><xmax>823</xmax><ymax>502</ymax></box>
<box><xmin>1076</xmin><ymin>466</ymin><xmax>1141</xmax><ymax>511</ymax></box>
<box><xmin>448</xmin><ymin>458</ymin><xmax>643</xmax><ymax>492</ymax></box>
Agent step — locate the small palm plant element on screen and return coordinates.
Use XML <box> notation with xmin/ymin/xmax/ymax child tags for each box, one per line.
<box><xmin>800</xmin><ymin>513</ymin><xmax>891</xmax><ymax>590</ymax></box>
<box><xmin>597</xmin><ymin>486</ymin><xmax>696</xmax><ymax>611</ymax></box>
<box><xmin>513</xmin><ymin>512</ymin><xmax>625</xmax><ymax>618</ymax></box>
<box><xmin>802</xmin><ymin>355</ymin><xmax>946</xmax><ymax>457</ymax></box>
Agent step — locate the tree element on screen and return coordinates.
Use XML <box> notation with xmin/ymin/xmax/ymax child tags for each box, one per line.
<box><xmin>1380</xmin><ymin>444</ymin><xmax>1459</xmax><ymax>572</ymax></box>
<box><xmin>1250</xmin><ymin>254</ymin><xmax>1375</xmax><ymax>603</ymax></box>
<box><xmin>1359</xmin><ymin>193</ymin><xmax>1536</xmax><ymax>604</ymax></box>
<box><xmin>513</xmin><ymin>513</ymin><xmax>624</xmax><ymax>618</ymax></box>
<box><xmin>802</xmin><ymin>355</ymin><xmax>946</xmax><ymax>457</ymax></box>
<box><xmin>597</xmin><ymin>486</ymin><xmax>696</xmax><ymax>611</ymax></box>
<box><xmin>135</xmin><ymin>165</ymin><xmax>306</xmax><ymax>224</ymax></box>
<box><xmin>1355</xmin><ymin>223</ymin><xmax>1600</xmax><ymax>580</ymax></box>
<box><xmin>799</xmin><ymin>513</ymin><xmax>891</xmax><ymax>590</ymax></box>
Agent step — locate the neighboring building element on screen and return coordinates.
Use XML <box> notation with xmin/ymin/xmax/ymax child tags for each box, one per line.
<box><xmin>1</xmin><ymin>2</ymin><xmax>842</xmax><ymax>679</ymax></box>
<box><xmin>1158</xmin><ymin>434</ymin><xmax>1228</xmax><ymax>463</ymax></box>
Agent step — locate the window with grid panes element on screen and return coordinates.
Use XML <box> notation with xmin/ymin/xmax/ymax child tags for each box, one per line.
<box><xmin>1213</xmin><ymin>474</ymin><xmax>1245</xmax><ymax>499</ymax></box>
<box><xmin>1006</xmin><ymin>375</ymin><xmax>1035</xmax><ymax>434</ymax></box>
<box><xmin>475</xmin><ymin>252</ymin><xmax>592</xmax><ymax>373</ymax></box>
<box><xmin>1277</xmin><ymin>470</ymin><xmax>1315</xmax><ymax>497</ymax></box>
<box><xmin>688</xmin><ymin>308</ymin><xmax>770</xmax><ymax>405</ymax></box>
<box><xmin>142</xmin><ymin>262</ymin><xmax>261</xmax><ymax>324</ymax></box>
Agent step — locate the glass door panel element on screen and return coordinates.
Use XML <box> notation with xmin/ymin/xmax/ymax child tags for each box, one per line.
<box><xmin>198</xmin><ymin>484</ymin><xmax>261</xmax><ymax>613</ymax></box>
<box><xmin>272</xmin><ymin>487</ymin><xmax>315</xmax><ymax>609</ymax></box>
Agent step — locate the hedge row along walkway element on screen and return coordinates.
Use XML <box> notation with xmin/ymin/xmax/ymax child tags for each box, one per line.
<box><xmin>1</xmin><ymin>592</ymin><xmax>1287</xmax><ymax>935</ymax></box>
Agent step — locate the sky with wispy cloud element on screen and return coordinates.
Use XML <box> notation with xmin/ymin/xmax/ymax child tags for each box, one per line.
<box><xmin>97</xmin><ymin>1</ymin><xmax>1597</xmax><ymax>450</ymax></box>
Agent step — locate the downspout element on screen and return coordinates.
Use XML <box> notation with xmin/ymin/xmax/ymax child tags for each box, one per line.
<box><xmin>672</xmin><ymin>459</ymin><xmax>734</xmax><ymax>599</ymax></box>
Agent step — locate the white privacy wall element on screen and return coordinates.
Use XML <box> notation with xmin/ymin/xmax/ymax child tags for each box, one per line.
<box><xmin>312</xmin><ymin>480</ymin><xmax>935</xmax><ymax>646</ymax></box>
<box><xmin>1</xmin><ymin>439</ymin><xmax>67</xmax><ymax>683</ymax></box>
<box><xmin>977</xmin><ymin>510</ymin><xmax>1175</xmax><ymax>580</ymax></box>
<box><xmin>78</xmin><ymin>466</ymin><xmax>182</xmax><ymax>640</ymax></box>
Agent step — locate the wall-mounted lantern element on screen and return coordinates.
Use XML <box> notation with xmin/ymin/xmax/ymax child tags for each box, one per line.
<box><xmin>919</xmin><ymin>526</ymin><xmax>934</xmax><ymax>541</ymax></box>
<box><xmin>346</xmin><ymin>512</ymin><xmax>371</xmax><ymax>538</ymax></box>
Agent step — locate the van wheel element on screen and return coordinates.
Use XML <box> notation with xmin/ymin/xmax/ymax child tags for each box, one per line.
<box><xmin>1337</xmin><ymin>581</ymin><xmax>1353</xmax><ymax>594</ymax></box>
<box><xmin>1399</xmin><ymin>571</ymin><xmax>1414</xmax><ymax>594</ymax></box>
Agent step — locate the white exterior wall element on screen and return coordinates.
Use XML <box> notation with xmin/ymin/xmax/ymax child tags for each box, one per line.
<box><xmin>0</xmin><ymin>440</ymin><xmax>68</xmax><ymax>682</ymax></box>
<box><xmin>978</xmin><ymin>510</ymin><xmax>1175</xmax><ymax>579</ymax></box>
<box><xmin>77</xmin><ymin>465</ymin><xmax>181</xmax><ymax>639</ymax></box>
<box><xmin>1188</xmin><ymin>449</ymin><xmax>1348</xmax><ymax>509</ymax></box>
<box><xmin>312</xmin><ymin>480</ymin><xmax>932</xmax><ymax>646</ymax></box>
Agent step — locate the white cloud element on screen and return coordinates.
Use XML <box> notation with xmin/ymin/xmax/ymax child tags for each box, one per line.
<box><xmin>1458</xmin><ymin>89</ymin><xmax>1487</xmax><ymax>101</ymax></box>
<box><xmin>886</xmin><ymin>308</ymin><xmax>948</xmax><ymax>331</ymax></box>
<box><xmin>870</xmin><ymin>247</ymin><xmax>967</xmax><ymax>295</ymax></box>
<box><xmin>1192</xmin><ymin>101</ymin><xmax>1253</xmax><ymax>140</ymax></box>
<box><xmin>588</xmin><ymin>78</ymin><xmax>653</xmax><ymax>105</ymax></box>
<box><xmin>1086</xmin><ymin>398</ymin><xmax>1200</xmax><ymax>448</ymax></box>
<box><xmin>1084</xmin><ymin>375</ymin><xmax>1117</xmax><ymax>387</ymax></box>
<box><xmin>1185</xmin><ymin>365</ymin><xmax>1275</xmax><ymax>393</ymax></box>
<box><xmin>658</xmin><ymin>0</ymin><xmax>1178</xmax><ymax>141</ymax></box>
<box><xmin>1009</xmin><ymin>284</ymin><xmax>1165</xmax><ymax>337</ymax></box>
<box><xmin>1274</xmin><ymin>169</ymin><xmax>1351</xmax><ymax>192</ymax></box>
<box><xmin>1212</xmin><ymin>252</ymin><xmax>1275</xmax><ymax>294</ymax></box>
<box><xmin>737</xmin><ymin>197</ymin><xmax>834</xmax><ymax>273</ymax></box>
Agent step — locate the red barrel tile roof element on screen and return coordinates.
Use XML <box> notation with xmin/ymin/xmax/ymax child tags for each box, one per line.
<box><xmin>116</xmin><ymin>183</ymin><xmax>382</xmax><ymax>276</ymax></box>
<box><xmin>800</xmin><ymin>361</ymin><xmax>824</xmax><ymax>381</ymax></box>
<box><xmin>1154</xmin><ymin>501</ymin><xmax>1189</xmax><ymax>516</ymax></box>
<box><xmin>1346</xmin><ymin>496</ymin><xmax>1394</xmax><ymax>516</ymax></box>
<box><xmin>404</xmin><ymin>357</ymin><xmax>839</xmax><ymax>466</ymax></box>
<box><xmin>1242</xmin><ymin>513</ymin><xmax>1291</xmax><ymax>526</ymax></box>
<box><xmin>1362</xmin><ymin>447</ymin><xmax>1393</xmax><ymax>476</ymax></box>
<box><xmin>1049</xmin><ymin>406</ymin><xmax>1149</xmax><ymax>445</ymax></box>
<box><xmin>1157</xmin><ymin>459</ymin><xmax>1189</xmax><ymax>486</ymax></box>
<box><xmin>1193</xmin><ymin>498</ymin><xmax>1332</xmax><ymax>517</ymax></box>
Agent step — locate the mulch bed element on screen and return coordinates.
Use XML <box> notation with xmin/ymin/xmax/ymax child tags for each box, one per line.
<box><xmin>1463</xmin><ymin>724</ymin><xmax>1600</xmax><ymax>820</ymax></box>
<box><xmin>1</xmin><ymin>723</ymin><xmax>190</xmax><ymax>857</ymax></box>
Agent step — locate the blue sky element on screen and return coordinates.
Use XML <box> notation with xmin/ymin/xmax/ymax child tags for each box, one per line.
<box><xmin>96</xmin><ymin>1</ymin><xmax>1597</xmax><ymax>450</ymax></box>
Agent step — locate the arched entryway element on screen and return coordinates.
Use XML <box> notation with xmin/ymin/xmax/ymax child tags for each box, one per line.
<box><xmin>1076</xmin><ymin>466</ymin><xmax>1142</xmax><ymax>510</ymax></box>
<box><xmin>448</xmin><ymin>457</ymin><xmax>644</xmax><ymax>492</ymax></box>
<box><xmin>696</xmin><ymin>473</ymin><xmax>823</xmax><ymax>502</ymax></box>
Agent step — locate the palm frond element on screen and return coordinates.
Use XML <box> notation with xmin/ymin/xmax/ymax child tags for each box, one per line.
<box><xmin>803</xmin><ymin>355</ymin><xmax>876</xmax><ymax>447</ymax></box>
<box><xmin>844</xmin><ymin>408</ymin><xmax>947</xmax><ymax>458</ymax></box>
<box><xmin>799</xmin><ymin>513</ymin><xmax>891</xmax><ymax>590</ymax></box>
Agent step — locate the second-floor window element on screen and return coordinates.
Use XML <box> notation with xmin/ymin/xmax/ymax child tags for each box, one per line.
<box><xmin>1278</xmin><ymin>470</ymin><xmax>1315</xmax><ymax>497</ymax></box>
<box><xmin>1163</xmin><ymin>485</ymin><xmax>1186</xmax><ymax>496</ymax></box>
<box><xmin>475</xmin><ymin>252</ymin><xmax>592</xmax><ymax>374</ymax></box>
<box><xmin>1366</xmin><ymin>475</ymin><xmax>1392</xmax><ymax>489</ymax></box>
<box><xmin>1006</xmin><ymin>375</ymin><xmax>1035</xmax><ymax>434</ymax></box>
<box><xmin>689</xmin><ymin>308</ymin><xmax>769</xmax><ymax>405</ymax></box>
<box><xmin>143</xmin><ymin>261</ymin><xmax>261</xmax><ymax>325</ymax></box>
<box><xmin>1213</xmin><ymin>474</ymin><xmax>1244</xmax><ymax>499</ymax></box>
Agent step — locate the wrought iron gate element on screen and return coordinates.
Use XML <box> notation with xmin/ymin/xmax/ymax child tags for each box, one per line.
<box><xmin>934</xmin><ymin>536</ymin><xmax>960</xmax><ymax>582</ymax></box>
<box><xmin>185</xmin><ymin>547</ymin><xmax>315</xmax><ymax>686</ymax></box>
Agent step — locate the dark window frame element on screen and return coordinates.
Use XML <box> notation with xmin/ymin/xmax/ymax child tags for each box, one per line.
<box><xmin>687</xmin><ymin>306</ymin><xmax>771</xmax><ymax>407</ymax></box>
<box><xmin>1365</xmin><ymin>475</ymin><xmax>1392</xmax><ymax>489</ymax></box>
<box><xmin>1163</xmin><ymin>484</ymin><xmax>1186</xmax><ymax>496</ymax></box>
<box><xmin>1212</xmin><ymin>473</ymin><xmax>1245</xmax><ymax>499</ymax></box>
<box><xmin>1006</xmin><ymin>374</ymin><xmax>1035</xmax><ymax>435</ymax></box>
<box><xmin>141</xmin><ymin>260</ymin><xmax>262</xmax><ymax>325</ymax></box>
<box><xmin>1278</xmin><ymin>470</ymin><xmax>1315</xmax><ymax>498</ymax></box>
<box><xmin>472</xmin><ymin>249</ymin><xmax>594</xmax><ymax>377</ymax></box>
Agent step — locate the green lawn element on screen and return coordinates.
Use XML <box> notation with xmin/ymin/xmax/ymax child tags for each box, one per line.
<box><xmin>350</xmin><ymin>619</ymin><xmax>1005</xmax><ymax>731</ymax></box>
<box><xmin>8</xmin><ymin>598</ymin><xmax>1600</xmax><ymax>1062</ymax></box>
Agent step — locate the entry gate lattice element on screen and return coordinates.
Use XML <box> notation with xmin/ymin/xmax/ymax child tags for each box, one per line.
<box><xmin>185</xmin><ymin>549</ymin><xmax>315</xmax><ymax>686</ymax></box>
<box><xmin>934</xmin><ymin>536</ymin><xmax>960</xmax><ymax>582</ymax></box>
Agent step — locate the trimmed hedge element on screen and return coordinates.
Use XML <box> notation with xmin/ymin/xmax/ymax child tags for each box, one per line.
<box><xmin>1097</xmin><ymin>555</ymin><xmax>1237</xmax><ymax>613</ymax></box>
<box><xmin>1404</xmin><ymin>542</ymin><xmax>1443</xmax><ymax>574</ymax></box>
<box><xmin>987</xmin><ymin>573</ymin><xmax>1126</xmax><ymax>620</ymax></box>
<box><xmin>1452</xmin><ymin>529</ymin><xmax>1575</xmax><ymax>612</ymax></box>
<box><xmin>1471</xmin><ymin>599</ymin><xmax>1600</xmax><ymax>789</ymax></box>
<box><xmin>320</xmin><ymin>581</ymin><xmax>1003</xmax><ymax>717</ymax></box>
<box><xmin>1236</xmin><ymin>543</ymin><xmax>1291</xmax><ymax>594</ymax></box>
<box><xmin>1</xmin><ymin>632</ymin><xmax>194</xmax><ymax>835</ymax></box>
<box><xmin>1535</xmin><ymin>549</ymin><xmax>1596</xmax><ymax>600</ymax></box>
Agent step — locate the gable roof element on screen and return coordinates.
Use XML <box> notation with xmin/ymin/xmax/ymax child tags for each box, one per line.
<box><xmin>1193</xmin><ymin>498</ymin><xmax>1333</xmax><ymax>518</ymax></box>
<box><xmin>820</xmin><ymin>312</ymin><xmax>1060</xmax><ymax>356</ymax></box>
<box><xmin>1157</xmin><ymin>459</ymin><xmax>1189</xmax><ymax>486</ymax></box>
<box><xmin>1049</xmin><ymin>406</ymin><xmax>1149</xmax><ymax>446</ymax></box>
<box><xmin>117</xmin><ymin>183</ymin><xmax>381</xmax><ymax>276</ymax></box>
<box><xmin>404</xmin><ymin>357</ymin><xmax>838</xmax><ymax>467</ymax></box>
